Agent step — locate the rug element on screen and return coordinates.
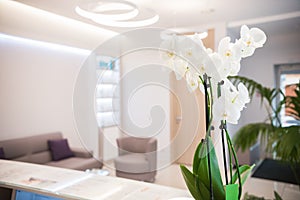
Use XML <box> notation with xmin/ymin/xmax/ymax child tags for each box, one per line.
<box><xmin>252</xmin><ymin>158</ymin><xmax>300</xmax><ymax>185</ymax></box>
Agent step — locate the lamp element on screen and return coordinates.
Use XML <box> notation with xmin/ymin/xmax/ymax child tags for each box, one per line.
<box><xmin>75</xmin><ymin>0</ymin><xmax>159</xmax><ymax>28</ymax></box>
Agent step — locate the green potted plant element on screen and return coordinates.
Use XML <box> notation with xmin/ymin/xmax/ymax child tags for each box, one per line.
<box><xmin>230</xmin><ymin>76</ymin><xmax>300</xmax><ymax>184</ymax></box>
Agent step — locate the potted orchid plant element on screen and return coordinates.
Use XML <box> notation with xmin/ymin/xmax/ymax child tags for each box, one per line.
<box><xmin>161</xmin><ymin>25</ymin><xmax>267</xmax><ymax>200</ymax></box>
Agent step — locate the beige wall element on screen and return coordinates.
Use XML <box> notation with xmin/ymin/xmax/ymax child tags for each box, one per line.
<box><xmin>0</xmin><ymin>0</ymin><xmax>117</xmax><ymax>159</ymax></box>
<box><xmin>0</xmin><ymin>34</ymin><xmax>86</xmax><ymax>147</ymax></box>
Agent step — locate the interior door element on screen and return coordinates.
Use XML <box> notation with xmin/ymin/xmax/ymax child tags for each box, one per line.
<box><xmin>170</xmin><ymin>29</ymin><xmax>215</xmax><ymax>165</ymax></box>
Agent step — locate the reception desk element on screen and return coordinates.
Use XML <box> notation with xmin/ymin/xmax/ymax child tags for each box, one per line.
<box><xmin>0</xmin><ymin>160</ymin><xmax>191</xmax><ymax>200</ymax></box>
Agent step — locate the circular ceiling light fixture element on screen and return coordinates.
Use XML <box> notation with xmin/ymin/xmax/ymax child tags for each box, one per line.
<box><xmin>75</xmin><ymin>0</ymin><xmax>159</xmax><ymax>28</ymax></box>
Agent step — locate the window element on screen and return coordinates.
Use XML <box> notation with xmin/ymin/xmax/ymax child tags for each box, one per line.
<box><xmin>275</xmin><ymin>63</ymin><xmax>300</xmax><ymax>127</ymax></box>
<box><xmin>95</xmin><ymin>56</ymin><xmax>120</xmax><ymax>128</ymax></box>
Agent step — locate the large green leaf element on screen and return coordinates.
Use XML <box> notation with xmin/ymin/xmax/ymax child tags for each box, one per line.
<box><xmin>183</xmin><ymin>137</ymin><xmax>226</xmax><ymax>199</ymax></box>
<box><xmin>235</xmin><ymin>123</ymin><xmax>300</xmax><ymax>166</ymax></box>
<box><xmin>230</xmin><ymin>164</ymin><xmax>255</xmax><ymax>186</ymax></box>
<box><xmin>193</xmin><ymin>139</ymin><xmax>204</xmax><ymax>175</ymax></box>
<box><xmin>197</xmin><ymin>137</ymin><xmax>225</xmax><ymax>200</ymax></box>
<box><xmin>233</xmin><ymin>123</ymin><xmax>273</xmax><ymax>152</ymax></box>
<box><xmin>272</xmin><ymin>126</ymin><xmax>300</xmax><ymax>165</ymax></box>
<box><xmin>180</xmin><ymin>165</ymin><xmax>204</xmax><ymax>200</ymax></box>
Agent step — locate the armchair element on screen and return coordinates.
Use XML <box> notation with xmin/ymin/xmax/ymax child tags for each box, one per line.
<box><xmin>114</xmin><ymin>136</ymin><xmax>157</xmax><ymax>182</ymax></box>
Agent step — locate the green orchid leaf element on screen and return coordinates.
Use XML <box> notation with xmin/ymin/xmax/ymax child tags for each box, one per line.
<box><xmin>198</xmin><ymin>181</ymin><xmax>211</xmax><ymax>200</ymax></box>
<box><xmin>180</xmin><ymin>165</ymin><xmax>202</xmax><ymax>200</ymax></box>
<box><xmin>274</xmin><ymin>191</ymin><xmax>283</xmax><ymax>200</ymax></box>
<box><xmin>230</xmin><ymin>164</ymin><xmax>255</xmax><ymax>186</ymax></box>
<box><xmin>197</xmin><ymin>136</ymin><xmax>225</xmax><ymax>200</ymax></box>
<box><xmin>193</xmin><ymin>139</ymin><xmax>203</xmax><ymax>175</ymax></box>
<box><xmin>193</xmin><ymin>139</ymin><xmax>205</xmax><ymax>175</ymax></box>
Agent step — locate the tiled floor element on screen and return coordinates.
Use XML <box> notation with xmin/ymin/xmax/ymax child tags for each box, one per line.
<box><xmin>103</xmin><ymin>162</ymin><xmax>300</xmax><ymax>200</ymax></box>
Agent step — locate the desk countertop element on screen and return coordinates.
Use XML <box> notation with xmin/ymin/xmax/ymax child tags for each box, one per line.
<box><xmin>0</xmin><ymin>160</ymin><xmax>191</xmax><ymax>200</ymax></box>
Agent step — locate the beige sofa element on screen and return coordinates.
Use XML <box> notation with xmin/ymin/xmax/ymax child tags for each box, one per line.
<box><xmin>0</xmin><ymin>132</ymin><xmax>102</xmax><ymax>171</ymax></box>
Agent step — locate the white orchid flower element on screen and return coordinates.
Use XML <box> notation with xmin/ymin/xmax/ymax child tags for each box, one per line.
<box><xmin>209</xmin><ymin>52</ymin><xmax>227</xmax><ymax>82</ymax></box>
<box><xmin>177</xmin><ymin>36</ymin><xmax>196</xmax><ymax>58</ymax></box>
<box><xmin>159</xmin><ymin>25</ymin><xmax>266</xmax><ymax>125</ymax></box>
<box><xmin>177</xmin><ymin>36</ymin><xmax>207</xmax><ymax>69</ymax></box>
<box><xmin>193</xmin><ymin>55</ymin><xmax>214</xmax><ymax>78</ymax></box>
<box><xmin>223</xmin><ymin>80</ymin><xmax>250</xmax><ymax>109</ymax></box>
<box><xmin>185</xmin><ymin>70</ymin><xmax>200</xmax><ymax>92</ymax></box>
<box><xmin>213</xmin><ymin>80</ymin><xmax>250</xmax><ymax>124</ymax></box>
<box><xmin>227</xmin><ymin>81</ymin><xmax>250</xmax><ymax>111</ymax></box>
<box><xmin>213</xmin><ymin>93</ymin><xmax>241</xmax><ymax>124</ymax></box>
<box><xmin>217</xmin><ymin>37</ymin><xmax>242</xmax><ymax>76</ymax></box>
<box><xmin>218</xmin><ymin>37</ymin><xmax>242</xmax><ymax>62</ymax></box>
<box><xmin>235</xmin><ymin>82</ymin><xmax>250</xmax><ymax>110</ymax></box>
<box><xmin>228</xmin><ymin>60</ymin><xmax>241</xmax><ymax>76</ymax></box>
<box><xmin>160</xmin><ymin>34</ymin><xmax>181</xmax><ymax>61</ymax></box>
<box><xmin>173</xmin><ymin>57</ymin><xmax>189</xmax><ymax>80</ymax></box>
<box><xmin>239</xmin><ymin>25</ymin><xmax>267</xmax><ymax>58</ymax></box>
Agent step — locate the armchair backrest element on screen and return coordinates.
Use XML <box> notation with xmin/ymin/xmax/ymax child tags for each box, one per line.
<box><xmin>116</xmin><ymin>136</ymin><xmax>157</xmax><ymax>171</ymax></box>
<box><xmin>116</xmin><ymin>137</ymin><xmax>157</xmax><ymax>154</ymax></box>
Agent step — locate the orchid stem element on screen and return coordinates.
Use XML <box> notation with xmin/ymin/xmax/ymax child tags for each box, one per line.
<box><xmin>220</xmin><ymin>121</ymin><xmax>229</xmax><ymax>185</ymax></box>
<box><xmin>204</xmin><ymin>74</ymin><xmax>214</xmax><ymax>200</ymax></box>
<box><xmin>225</xmin><ymin>128</ymin><xmax>242</xmax><ymax>199</ymax></box>
<box><xmin>227</xmin><ymin>140</ymin><xmax>233</xmax><ymax>184</ymax></box>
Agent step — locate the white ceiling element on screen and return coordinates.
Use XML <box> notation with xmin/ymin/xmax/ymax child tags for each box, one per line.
<box><xmin>15</xmin><ymin>0</ymin><xmax>300</xmax><ymax>36</ymax></box>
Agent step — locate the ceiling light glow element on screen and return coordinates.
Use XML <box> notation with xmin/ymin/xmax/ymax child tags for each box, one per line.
<box><xmin>0</xmin><ymin>33</ymin><xmax>91</xmax><ymax>55</ymax></box>
<box><xmin>94</xmin><ymin>2</ymin><xmax>134</xmax><ymax>12</ymax></box>
<box><xmin>75</xmin><ymin>0</ymin><xmax>159</xmax><ymax>28</ymax></box>
<box><xmin>75</xmin><ymin>6</ymin><xmax>139</xmax><ymax>21</ymax></box>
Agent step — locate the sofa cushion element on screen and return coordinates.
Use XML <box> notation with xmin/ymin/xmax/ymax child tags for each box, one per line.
<box><xmin>48</xmin><ymin>139</ymin><xmax>74</xmax><ymax>161</ymax></box>
<box><xmin>0</xmin><ymin>147</ymin><xmax>5</xmax><ymax>159</ymax></box>
<box><xmin>0</xmin><ymin>137</ymin><xmax>31</xmax><ymax>159</ymax></box>
<box><xmin>0</xmin><ymin>132</ymin><xmax>63</xmax><ymax>160</ymax></box>
<box><xmin>114</xmin><ymin>153</ymin><xmax>149</xmax><ymax>173</ymax></box>
<box><xmin>46</xmin><ymin>157</ymin><xmax>102</xmax><ymax>171</ymax></box>
<box><xmin>14</xmin><ymin>151</ymin><xmax>52</xmax><ymax>164</ymax></box>
<box><xmin>30</xmin><ymin>132</ymin><xmax>63</xmax><ymax>153</ymax></box>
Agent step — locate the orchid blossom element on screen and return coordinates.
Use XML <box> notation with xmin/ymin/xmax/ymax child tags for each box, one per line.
<box><xmin>161</xmin><ymin>25</ymin><xmax>266</xmax><ymax>125</ymax></box>
<box><xmin>213</xmin><ymin>80</ymin><xmax>250</xmax><ymax>124</ymax></box>
<box><xmin>185</xmin><ymin>70</ymin><xmax>200</xmax><ymax>92</ymax></box>
<box><xmin>239</xmin><ymin>25</ymin><xmax>267</xmax><ymax>58</ymax></box>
